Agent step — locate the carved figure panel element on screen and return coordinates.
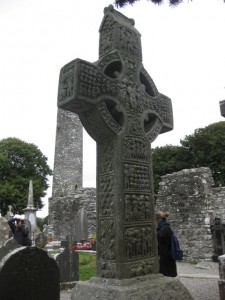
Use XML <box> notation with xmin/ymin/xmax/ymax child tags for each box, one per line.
<box><xmin>125</xmin><ymin>194</ymin><xmax>152</xmax><ymax>223</ymax></box>
<box><xmin>122</xmin><ymin>136</ymin><xmax>149</xmax><ymax>161</ymax></box>
<box><xmin>125</xmin><ymin>225</ymin><xmax>152</xmax><ymax>260</ymax></box>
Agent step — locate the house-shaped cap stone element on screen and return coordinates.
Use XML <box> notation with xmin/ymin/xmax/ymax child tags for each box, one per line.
<box><xmin>99</xmin><ymin>5</ymin><xmax>142</xmax><ymax>61</ymax></box>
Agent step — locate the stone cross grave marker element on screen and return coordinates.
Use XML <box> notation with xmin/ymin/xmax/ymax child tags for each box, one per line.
<box><xmin>58</xmin><ymin>5</ymin><xmax>173</xmax><ymax>280</ymax></box>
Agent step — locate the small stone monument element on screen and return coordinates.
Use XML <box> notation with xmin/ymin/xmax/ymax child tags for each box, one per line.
<box><xmin>23</xmin><ymin>180</ymin><xmax>37</xmax><ymax>243</ymax></box>
<box><xmin>58</xmin><ymin>5</ymin><xmax>192</xmax><ymax>300</ymax></box>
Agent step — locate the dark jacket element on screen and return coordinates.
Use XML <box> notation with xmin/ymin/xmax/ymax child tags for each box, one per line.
<box><xmin>8</xmin><ymin>219</ymin><xmax>31</xmax><ymax>246</ymax></box>
<box><xmin>157</xmin><ymin>220</ymin><xmax>177</xmax><ymax>277</ymax></box>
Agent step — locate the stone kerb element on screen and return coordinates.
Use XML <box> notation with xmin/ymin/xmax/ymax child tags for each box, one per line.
<box><xmin>0</xmin><ymin>246</ymin><xmax>60</xmax><ymax>300</ymax></box>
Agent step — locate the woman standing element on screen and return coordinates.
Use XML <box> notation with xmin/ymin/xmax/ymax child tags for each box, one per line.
<box><xmin>156</xmin><ymin>211</ymin><xmax>177</xmax><ymax>277</ymax></box>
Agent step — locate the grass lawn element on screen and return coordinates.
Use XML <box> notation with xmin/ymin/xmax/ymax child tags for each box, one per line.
<box><xmin>79</xmin><ymin>252</ymin><xmax>96</xmax><ymax>281</ymax></box>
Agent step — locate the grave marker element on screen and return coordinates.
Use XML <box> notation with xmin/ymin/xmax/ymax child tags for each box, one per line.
<box><xmin>0</xmin><ymin>246</ymin><xmax>60</xmax><ymax>300</ymax></box>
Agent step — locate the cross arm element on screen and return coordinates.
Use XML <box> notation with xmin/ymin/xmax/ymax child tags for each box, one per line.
<box><xmin>57</xmin><ymin>58</ymin><xmax>119</xmax><ymax>114</ymax></box>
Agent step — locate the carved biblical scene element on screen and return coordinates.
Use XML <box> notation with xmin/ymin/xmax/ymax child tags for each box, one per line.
<box><xmin>122</xmin><ymin>136</ymin><xmax>149</xmax><ymax>161</ymax></box>
<box><xmin>125</xmin><ymin>194</ymin><xmax>152</xmax><ymax>222</ymax></box>
<box><xmin>118</xmin><ymin>27</ymin><xmax>140</xmax><ymax>59</ymax></box>
<box><xmin>125</xmin><ymin>225</ymin><xmax>152</xmax><ymax>259</ymax></box>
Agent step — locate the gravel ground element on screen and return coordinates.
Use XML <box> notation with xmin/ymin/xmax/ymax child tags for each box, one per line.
<box><xmin>177</xmin><ymin>261</ymin><xmax>220</xmax><ymax>300</ymax></box>
<box><xmin>60</xmin><ymin>261</ymin><xmax>220</xmax><ymax>300</ymax></box>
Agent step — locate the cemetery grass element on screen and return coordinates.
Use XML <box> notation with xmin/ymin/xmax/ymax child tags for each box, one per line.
<box><xmin>79</xmin><ymin>252</ymin><xmax>96</xmax><ymax>281</ymax></box>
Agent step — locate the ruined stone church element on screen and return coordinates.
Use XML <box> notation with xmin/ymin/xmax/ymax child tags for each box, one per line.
<box><xmin>49</xmin><ymin>108</ymin><xmax>225</xmax><ymax>261</ymax></box>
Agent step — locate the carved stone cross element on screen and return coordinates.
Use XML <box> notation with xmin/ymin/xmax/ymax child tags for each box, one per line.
<box><xmin>58</xmin><ymin>5</ymin><xmax>173</xmax><ymax>280</ymax></box>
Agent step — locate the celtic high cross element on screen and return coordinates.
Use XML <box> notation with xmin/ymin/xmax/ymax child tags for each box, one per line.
<box><xmin>57</xmin><ymin>5</ymin><xmax>173</xmax><ymax>279</ymax></box>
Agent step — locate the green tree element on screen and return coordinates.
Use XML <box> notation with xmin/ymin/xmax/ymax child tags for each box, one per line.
<box><xmin>152</xmin><ymin>144</ymin><xmax>193</xmax><ymax>193</ymax></box>
<box><xmin>180</xmin><ymin>121</ymin><xmax>225</xmax><ymax>186</ymax></box>
<box><xmin>0</xmin><ymin>137</ymin><xmax>52</xmax><ymax>215</ymax></box>
<box><xmin>152</xmin><ymin>121</ymin><xmax>225</xmax><ymax>194</ymax></box>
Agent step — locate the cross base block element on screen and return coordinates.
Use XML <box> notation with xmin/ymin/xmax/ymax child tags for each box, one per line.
<box><xmin>71</xmin><ymin>274</ymin><xmax>193</xmax><ymax>300</ymax></box>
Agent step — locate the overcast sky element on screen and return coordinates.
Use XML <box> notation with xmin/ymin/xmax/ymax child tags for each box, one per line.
<box><xmin>1</xmin><ymin>0</ymin><xmax>225</xmax><ymax>217</ymax></box>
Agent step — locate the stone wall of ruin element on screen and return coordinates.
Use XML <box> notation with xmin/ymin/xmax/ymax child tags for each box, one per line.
<box><xmin>49</xmin><ymin>188</ymin><xmax>96</xmax><ymax>241</ymax></box>
<box><xmin>211</xmin><ymin>186</ymin><xmax>225</xmax><ymax>223</ymax></box>
<box><xmin>156</xmin><ymin>167</ymin><xmax>225</xmax><ymax>261</ymax></box>
<box><xmin>49</xmin><ymin>163</ymin><xmax>225</xmax><ymax>260</ymax></box>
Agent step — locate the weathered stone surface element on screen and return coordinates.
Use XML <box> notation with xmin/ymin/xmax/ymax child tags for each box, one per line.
<box><xmin>35</xmin><ymin>231</ymin><xmax>48</xmax><ymax>248</ymax></box>
<box><xmin>56</xmin><ymin>4</ymin><xmax>191</xmax><ymax>300</ymax></box>
<box><xmin>49</xmin><ymin>188</ymin><xmax>96</xmax><ymax>240</ymax></box>
<box><xmin>23</xmin><ymin>180</ymin><xmax>38</xmax><ymax>244</ymax></box>
<box><xmin>52</xmin><ymin>108</ymin><xmax>83</xmax><ymax>199</ymax></box>
<box><xmin>156</xmin><ymin>167</ymin><xmax>225</xmax><ymax>261</ymax></box>
<box><xmin>75</xmin><ymin>208</ymin><xmax>89</xmax><ymax>242</ymax></box>
<box><xmin>56</xmin><ymin>246</ymin><xmax>79</xmax><ymax>283</ymax></box>
<box><xmin>218</xmin><ymin>255</ymin><xmax>225</xmax><ymax>279</ymax></box>
<box><xmin>58</xmin><ymin>4</ymin><xmax>173</xmax><ymax>281</ymax></box>
<box><xmin>0</xmin><ymin>247</ymin><xmax>60</xmax><ymax>300</ymax></box>
<box><xmin>72</xmin><ymin>275</ymin><xmax>193</xmax><ymax>300</ymax></box>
